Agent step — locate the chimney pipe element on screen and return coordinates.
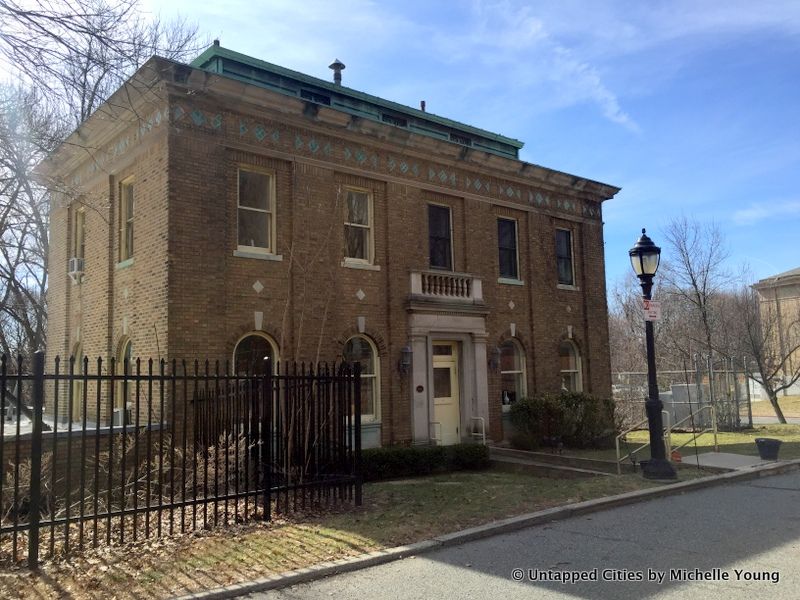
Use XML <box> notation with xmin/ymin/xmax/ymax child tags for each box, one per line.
<box><xmin>420</xmin><ymin>100</ymin><xmax>426</xmax><ymax>112</ymax></box>
<box><xmin>329</xmin><ymin>59</ymin><xmax>345</xmax><ymax>85</ymax></box>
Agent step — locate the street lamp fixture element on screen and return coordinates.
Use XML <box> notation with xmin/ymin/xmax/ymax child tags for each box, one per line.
<box><xmin>629</xmin><ymin>229</ymin><xmax>677</xmax><ymax>480</ymax></box>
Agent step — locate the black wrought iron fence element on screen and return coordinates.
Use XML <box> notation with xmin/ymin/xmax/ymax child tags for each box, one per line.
<box><xmin>0</xmin><ymin>352</ymin><xmax>362</xmax><ymax>568</ymax></box>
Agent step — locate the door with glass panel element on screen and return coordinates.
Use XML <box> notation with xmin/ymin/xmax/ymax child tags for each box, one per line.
<box><xmin>432</xmin><ymin>342</ymin><xmax>460</xmax><ymax>445</ymax></box>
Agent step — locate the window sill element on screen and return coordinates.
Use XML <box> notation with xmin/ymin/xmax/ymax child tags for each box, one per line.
<box><xmin>341</xmin><ymin>260</ymin><xmax>381</xmax><ymax>271</ymax></box>
<box><xmin>233</xmin><ymin>250</ymin><xmax>283</xmax><ymax>262</ymax></box>
<box><xmin>115</xmin><ymin>258</ymin><xmax>134</xmax><ymax>270</ymax></box>
<box><xmin>557</xmin><ymin>283</ymin><xmax>580</xmax><ymax>291</ymax></box>
<box><xmin>498</xmin><ymin>277</ymin><xmax>524</xmax><ymax>286</ymax></box>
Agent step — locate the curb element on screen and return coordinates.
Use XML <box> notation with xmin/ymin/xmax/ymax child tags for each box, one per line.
<box><xmin>175</xmin><ymin>458</ymin><xmax>800</xmax><ymax>600</ymax></box>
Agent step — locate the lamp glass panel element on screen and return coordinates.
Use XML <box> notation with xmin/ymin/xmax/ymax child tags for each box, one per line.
<box><xmin>630</xmin><ymin>254</ymin><xmax>644</xmax><ymax>276</ymax></box>
<box><xmin>641</xmin><ymin>252</ymin><xmax>660</xmax><ymax>276</ymax></box>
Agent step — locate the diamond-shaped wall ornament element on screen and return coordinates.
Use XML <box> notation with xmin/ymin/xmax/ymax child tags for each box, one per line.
<box><xmin>252</xmin><ymin>280</ymin><xmax>264</xmax><ymax>294</ymax></box>
<box><xmin>508</xmin><ymin>300</ymin><xmax>515</xmax><ymax>310</ymax></box>
<box><xmin>190</xmin><ymin>110</ymin><xmax>206</xmax><ymax>126</ymax></box>
<box><xmin>355</xmin><ymin>289</ymin><xmax>366</xmax><ymax>301</ymax></box>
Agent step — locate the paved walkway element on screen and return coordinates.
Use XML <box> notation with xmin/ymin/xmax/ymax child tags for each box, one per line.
<box><xmin>679</xmin><ymin>452</ymin><xmax>771</xmax><ymax>470</ymax></box>
<box><xmin>252</xmin><ymin>472</ymin><xmax>800</xmax><ymax>600</ymax></box>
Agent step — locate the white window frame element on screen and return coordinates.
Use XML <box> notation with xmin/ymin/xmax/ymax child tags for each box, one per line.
<box><xmin>559</xmin><ymin>340</ymin><xmax>583</xmax><ymax>393</ymax></box>
<box><xmin>428</xmin><ymin>202</ymin><xmax>454</xmax><ymax>271</ymax></box>
<box><xmin>343</xmin><ymin>187</ymin><xmax>374</xmax><ymax>265</ymax></box>
<box><xmin>72</xmin><ymin>207</ymin><xmax>85</xmax><ymax>260</ymax></box>
<box><xmin>343</xmin><ymin>335</ymin><xmax>380</xmax><ymax>423</ymax></box>
<box><xmin>71</xmin><ymin>343</ymin><xmax>84</xmax><ymax>422</ymax></box>
<box><xmin>236</xmin><ymin>166</ymin><xmax>276</xmax><ymax>256</ymax></box>
<box><xmin>555</xmin><ymin>227</ymin><xmax>576</xmax><ymax>289</ymax></box>
<box><xmin>500</xmin><ymin>338</ymin><xmax>526</xmax><ymax>413</ymax></box>
<box><xmin>119</xmin><ymin>178</ymin><xmax>134</xmax><ymax>263</ymax></box>
<box><xmin>116</xmin><ymin>337</ymin><xmax>134</xmax><ymax>411</ymax></box>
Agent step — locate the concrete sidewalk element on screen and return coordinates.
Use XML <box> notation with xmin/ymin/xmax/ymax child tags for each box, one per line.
<box><xmin>175</xmin><ymin>459</ymin><xmax>800</xmax><ymax>600</ymax></box>
<box><xmin>679</xmin><ymin>452</ymin><xmax>773</xmax><ymax>470</ymax></box>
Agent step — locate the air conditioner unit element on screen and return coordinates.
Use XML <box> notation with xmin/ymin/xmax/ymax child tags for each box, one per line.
<box><xmin>67</xmin><ymin>257</ymin><xmax>84</xmax><ymax>283</ymax></box>
<box><xmin>112</xmin><ymin>407</ymin><xmax>133</xmax><ymax>427</ymax></box>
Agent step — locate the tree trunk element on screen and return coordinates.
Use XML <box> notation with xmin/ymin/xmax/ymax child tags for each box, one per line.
<box><xmin>767</xmin><ymin>390</ymin><xmax>787</xmax><ymax>424</ymax></box>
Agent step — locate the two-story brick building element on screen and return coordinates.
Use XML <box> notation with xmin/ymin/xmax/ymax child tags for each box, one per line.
<box><xmin>40</xmin><ymin>43</ymin><xmax>620</xmax><ymax>447</ymax></box>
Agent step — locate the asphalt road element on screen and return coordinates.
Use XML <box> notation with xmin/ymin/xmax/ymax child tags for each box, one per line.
<box><xmin>250</xmin><ymin>472</ymin><xmax>800</xmax><ymax>600</ymax></box>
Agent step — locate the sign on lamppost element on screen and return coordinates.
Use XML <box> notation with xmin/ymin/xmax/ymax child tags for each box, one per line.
<box><xmin>642</xmin><ymin>299</ymin><xmax>662</xmax><ymax>322</ymax></box>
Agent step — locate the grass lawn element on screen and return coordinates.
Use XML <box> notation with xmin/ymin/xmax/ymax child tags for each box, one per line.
<box><xmin>565</xmin><ymin>424</ymin><xmax>800</xmax><ymax>462</ymax></box>
<box><xmin>0</xmin><ymin>468</ymin><xmax>695</xmax><ymax>599</ymax></box>
<box><xmin>746</xmin><ymin>395</ymin><xmax>800</xmax><ymax>418</ymax></box>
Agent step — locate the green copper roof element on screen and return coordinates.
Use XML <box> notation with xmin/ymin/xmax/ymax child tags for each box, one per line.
<box><xmin>190</xmin><ymin>44</ymin><xmax>524</xmax><ymax>160</ymax></box>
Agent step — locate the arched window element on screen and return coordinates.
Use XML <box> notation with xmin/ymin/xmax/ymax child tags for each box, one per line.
<box><xmin>500</xmin><ymin>339</ymin><xmax>526</xmax><ymax>412</ymax></box>
<box><xmin>233</xmin><ymin>332</ymin><xmax>278</xmax><ymax>375</ymax></box>
<box><xmin>116</xmin><ymin>338</ymin><xmax>133</xmax><ymax>410</ymax></box>
<box><xmin>342</xmin><ymin>335</ymin><xmax>379</xmax><ymax>421</ymax></box>
<box><xmin>559</xmin><ymin>340</ymin><xmax>582</xmax><ymax>393</ymax></box>
<box><xmin>71</xmin><ymin>343</ymin><xmax>83</xmax><ymax>422</ymax></box>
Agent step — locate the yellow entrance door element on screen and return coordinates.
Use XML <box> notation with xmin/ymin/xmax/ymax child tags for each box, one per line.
<box><xmin>432</xmin><ymin>342</ymin><xmax>460</xmax><ymax>445</ymax></box>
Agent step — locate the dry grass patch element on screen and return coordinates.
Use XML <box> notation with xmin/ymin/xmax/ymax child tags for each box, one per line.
<box><xmin>566</xmin><ymin>424</ymin><xmax>800</xmax><ymax>461</ymax></box>
<box><xmin>746</xmin><ymin>396</ymin><xmax>800</xmax><ymax>418</ymax></box>
<box><xmin>0</xmin><ymin>469</ymin><xmax>684</xmax><ymax>599</ymax></box>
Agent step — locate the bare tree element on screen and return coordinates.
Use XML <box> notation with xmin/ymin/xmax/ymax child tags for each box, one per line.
<box><xmin>732</xmin><ymin>282</ymin><xmax>800</xmax><ymax>424</ymax></box>
<box><xmin>0</xmin><ymin>0</ymin><xmax>201</xmax><ymax>354</ymax></box>
<box><xmin>659</xmin><ymin>216</ymin><xmax>734</xmax><ymax>360</ymax></box>
<box><xmin>0</xmin><ymin>86</ymin><xmax>65</xmax><ymax>355</ymax></box>
<box><xmin>1</xmin><ymin>0</ymin><xmax>201</xmax><ymax>124</ymax></box>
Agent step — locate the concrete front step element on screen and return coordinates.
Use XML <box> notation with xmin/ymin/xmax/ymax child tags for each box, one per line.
<box><xmin>491</xmin><ymin>446</ymin><xmax>635</xmax><ymax>474</ymax></box>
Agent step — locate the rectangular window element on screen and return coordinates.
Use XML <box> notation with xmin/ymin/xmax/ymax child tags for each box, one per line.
<box><xmin>119</xmin><ymin>179</ymin><xmax>134</xmax><ymax>261</ymax></box>
<box><xmin>428</xmin><ymin>204</ymin><xmax>452</xmax><ymax>270</ymax></box>
<box><xmin>72</xmin><ymin>208</ymin><xmax>85</xmax><ymax>260</ymax></box>
<box><xmin>237</xmin><ymin>168</ymin><xmax>274</xmax><ymax>253</ymax></box>
<box><xmin>556</xmin><ymin>228</ymin><xmax>574</xmax><ymax>286</ymax></box>
<box><xmin>498</xmin><ymin>218</ymin><xmax>518</xmax><ymax>279</ymax></box>
<box><xmin>344</xmin><ymin>189</ymin><xmax>372</xmax><ymax>262</ymax></box>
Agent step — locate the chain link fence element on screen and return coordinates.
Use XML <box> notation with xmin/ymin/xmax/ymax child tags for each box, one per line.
<box><xmin>613</xmin><ymin>356</ymin><xmax>754</xmax><ymax>432</ymax></box>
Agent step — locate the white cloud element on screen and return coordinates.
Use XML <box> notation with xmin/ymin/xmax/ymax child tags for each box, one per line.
<box><xmin>732</xmin><ymin>200</ymin><xmax>800</xmax><ymax>226</ymax></box>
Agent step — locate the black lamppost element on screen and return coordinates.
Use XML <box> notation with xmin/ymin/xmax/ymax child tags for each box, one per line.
<box><xmin>629</xmin><ymin>229</ymin><xmax>677</xmax><ymax>480</ymax></box>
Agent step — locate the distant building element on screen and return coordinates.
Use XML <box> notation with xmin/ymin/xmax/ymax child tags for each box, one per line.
<box><xmin>754</xmin><ymin>267</ymin><xmax>800</xmax><ymax>396</ymax></box>
<box><xmin>40</xmin><ymin>43</ymin><xmax>619</xmax><ymax>447</ymax></box>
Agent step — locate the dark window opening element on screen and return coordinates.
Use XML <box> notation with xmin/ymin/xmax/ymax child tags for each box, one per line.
<box><xmin>556</xmin><ymin>229</ymin><xmax>574</xmax><ymax>286</ymax></box>
<box><xmin>300</xmin><ymin>89</ymin><xmax>331</xmax><ymax>105</ymax></box>
<box><xmin>498</xmin><ymin>218</ymin><xmax>518</xmax><ymax>279</ymax></box>
<box><xmin>381</xmin><ymin>113</ymin><xmax>408</xmax><ymax>128</ymax></box>
<box><xmin>449</xmin><ymin>132</ymin><xmax>472</xmax><ymax>146</ymax></box>
<box><xmin>428</xmin><ymin>204</ymin><xmax>452</xmax><ymax>270</ymax></box>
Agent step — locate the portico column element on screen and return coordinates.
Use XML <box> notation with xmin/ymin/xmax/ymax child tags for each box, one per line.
<box><xmin>473</xmin><ymin>334</ymin><xmax>490</xmax><ymax>428</ymax></box>
<box><xmin>410</xmin><ymin>335</ymin><xmax>430</xmax><ymax>444</ymax></box>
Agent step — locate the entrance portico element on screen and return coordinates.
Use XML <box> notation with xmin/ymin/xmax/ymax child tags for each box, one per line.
<box><xmin>408</xmin><ymin>311</ymin><xmax>490</xmax><ymax>446</ymax></box>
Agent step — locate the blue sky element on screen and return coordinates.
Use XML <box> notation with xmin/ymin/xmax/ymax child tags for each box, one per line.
<box><xmin>150</xmin><ymin>0</ymin><xmax>800</xmax><ymax>286</ymax></box>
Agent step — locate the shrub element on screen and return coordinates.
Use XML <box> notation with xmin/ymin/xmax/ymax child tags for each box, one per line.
<box><xmin>509</xmin><ymin>392</ymin><xmax>617</xmax><ymax>450</ymax></box>
<box><xmin>360</xmin><ymin>443</ymin><xmax>490</xmax><ymax>482</ymax></box>
<box><xmin>445</xmin><ymin>443</ymin><xmax>491</xmax><ymax>471</ymax></box>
